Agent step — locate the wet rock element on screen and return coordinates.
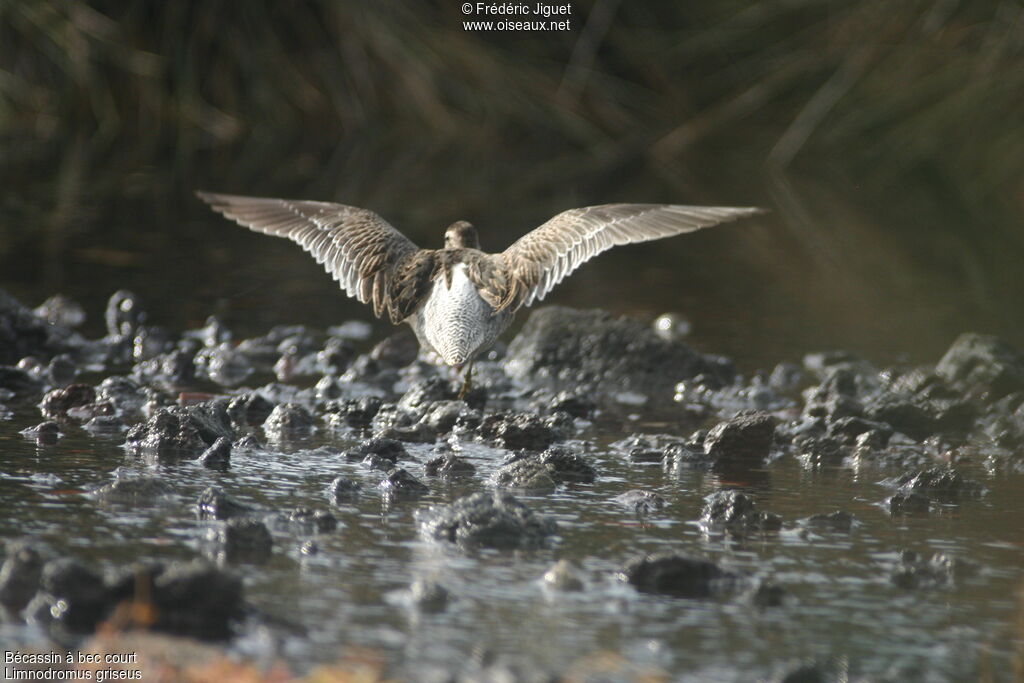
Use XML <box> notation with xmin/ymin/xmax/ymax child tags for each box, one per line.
<box><xmin>703</xmin><ymin>413</ymin><xmax>776</xmax><ymax>469</ymax></box>
<box><xmin>370</xmin><ymin>329</ymin><xmax>419</xmax><ymax>368</ymax></box>
<box><xmin>826</xmin><ymin>416</ymin><xmax>893</xmax><ymax>445</ymax></box>
<box><xmin>790</xmin><ymin>434</ymin><xmax>845</xmax><ymax>468</ymax></box>
<box><xmin>617</xmin><ymin>552</ymin><xmax>736</xmax><ymax>598</ymax></box>
<box><xmin>493</xmin><ymin>458</ymin><xmax>557</xmax><ymax>490</ymax></box>
<box><xmin>20</xmin><ymin>421</ymin><xmax>61</xmax><ymax>446</ymax></box>
<box><xmin>324</xmin><ymin>396</ymin><xmax>383</xmax><ymax>430</ymax></box>
<box><xmin>476</xmin><ymin>411</ymin><xmax>562</xmax><ymax>451</ymax></box>
<box><xmin>409</xmin><ymin>579</ymin><xmax>451</xmax><ymax>613</ymax></box>
<box><xmin>613</xmin><ymin>490</ymin><xmax>667</xmax><ymax>514</ymax></box>
<box><xmin>747</xmin><ymin>579</ymin><xmax>787</xmax><ymax>608</ymax></box>
<box><xmin>225</xmin><ymin>391</ymin><xmax>275</xmax><ymax>428</ymax></box>
<box><xmin>379</xmin><ymin>468</ymin><xmax>429</xmax><ymax>500</ymax></box>
<box><xmin>418</xmin><ymin>400</ymin><xmax>473</xmax><ymax>435</ymax></box>
<box><xmin>40</xmin><ymin>383</ymin><xmax>97</xmax><ymax>419</ymax></box>
<box><xmin>661</xmin><ymin>442</ymin><xmax>716</xmax><ymax>469</ymax></box>
<box><xmin>317</xmin><ymin>336</ymin><xmax>355</xmax><ymax>373</ymax></box>
<box><xmin>197</xmin><ymin>487</ymin><xmax>256</xmax><ymax>521</ymax></box>
<box><xmin>399</xmin><ymin>377</ymin><xmax>458</xmax><ymax>415</ymax></box>
<box><xmin>125</xmin><ymin>405</ymin><xmax>229</xmax><ymax>460</ymax></box>
<box><xmin>46</xmin><ymin>353</ymin><xmax>78</xmax><ymax>386</ymax></box>
<box><xmin>700</xmin><ymin>490</ymin><xmax>782</xmax><ymax>534</ymax></box>
<box><xmin>280</xmin><ymin>508</ymin><xmax>338</xmax><ymax>534</ymax></box>
<box><xmin>0</xmin><ymin>540</ymin><xmax>46</xmax><ymax>611</ymax></box>
<box><xmin>505</xmin><ymin>306</ymin><xmax>735</xmax><ymax>402</ymax></box>
<box><xmin>262</xmin><ymin>402</ymin><xmax>314</xmax><ymax>437</ymax></box>
<box><xmin>542</xmin><ymin>560</ymin><xmax>585</xmax><ymax>592</ymax></box>
<box><xmin>132</xmin><ymin>348</ymin><xmax>196</xmax><ymax>386</ymax></box>
<box><xmin>893</xmin><ymin>466</ymin><xmax>985</xmax><ymax>502</ymax></box>
<box><xmin>798</xmin><ymin>511</ymin><xmax>856</xmax><ymax>533</ymax></box>
<box><xmin>0</xmin><ymin>366</ymin><xmax>42</xmax><ymax>398</ymax></box>
<box><xmin>105</xmin><ymin>290</ymin><xmax>146</xmax><ymax>338</ymax></box>
<box><xmin>891</xmin><ymin>550</ymin><xmax>977</xmax><ymax>589</ymax></box>
<box><xmin>90</xmin><ymin>470</ymin><xmax>173</xmax><ymax>504</ymax></box>
<box><xmin>547</xmin><ymin>391</ymin><xmax>597</xmax><ymax>419</ymax></box>
<box><xmin>34</xmin><ymin>294</ymin><xmax>86</xmax><ymax>328</ymax></box>
<box><xmin>95</xmin><ymin>376</ymin><xmax>147</xmax><ymax>416</ymax></box>
<box><xmin>936</xmin><ymin>333</ymin><xmax>1024</xmax><ymax>400</ymax></box>
<box><xmin>424</xmin><ymin>453</ymin><xmax>476</xmax><ymax>478</ymax></box>
<box><xmin>494</xmin><ymin>448</ymin><xmax>597</xmax><ymax>489</ymax></box>
<box><xmin>40</xmin><ymin>558</ymin><xmax>112</xmax><ymax>632</ymax></box>
<box><xmin>194</xmin><ymin>343</ymin><xmax>253</xmax><ymax>386</ymax></box>
<box><xmin>345</xmin><ymin>436</ymin><xmax>408</xmax><ymax>463</ymax></box>
<box><xmin>417</xmin><ymin>491</ymin><xmax>558</xmax><ymax>549</ymax></box>
<box><xmin>328</xmin><ymin>476</ymin><xmax>363</xmax><ymax>504</ymax></box>
<box><xmin>146</xmin><ymin>561</ymin><xmax>244</xmax><ymax>640</ymax></box>
<box><xmin>198</xmin><ymin>436</ymin><xmax>231</xmax><ymax>469</ymax></box>
<box><xmin>372</xmin><ymin>404</ymin><xmax>438</xmax><ymax>442</ymax></box>
<box><xmin>207</xmin><ymin>519</ymin><xmax>273</xmax><ymax>564</ymax></box>
<box><xmin>0</xmin><ymin>289</ymin><xmax>75</xmax><ymax>364</ymax></box>
<box><xmin>887</xmin><ymin>492</ymin><xmax>931</xmax><ymax>515</ymax></box>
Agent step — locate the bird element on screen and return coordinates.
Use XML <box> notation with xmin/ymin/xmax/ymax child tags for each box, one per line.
<box><xmin>196</xmin><ymin>192</ymin><xmax>762</xmax><ymax>396</ymax></box>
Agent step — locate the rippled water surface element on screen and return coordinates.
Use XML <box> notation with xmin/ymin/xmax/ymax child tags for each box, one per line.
<box><xmin>2</xmin><ymin>379</ymin><xmax>1022</xmax><ymax>680</ymax></box>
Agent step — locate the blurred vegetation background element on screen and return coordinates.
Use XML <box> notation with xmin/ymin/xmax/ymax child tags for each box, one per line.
<box><xmin>1</xmin><ymin>0</ymin><xmax>1022</xmax><ymax>369</ymax></box>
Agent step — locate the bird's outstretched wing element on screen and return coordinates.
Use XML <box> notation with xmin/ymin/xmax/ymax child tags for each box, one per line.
<box><xmin>493</xmin><ymin>204</ymin><xmax>763</xmax><ymax>311</ymax></box>
<box><xmin>197</xmin><ymin>192</ymin><xmax>423</xmax><ymax>322</ymax></box>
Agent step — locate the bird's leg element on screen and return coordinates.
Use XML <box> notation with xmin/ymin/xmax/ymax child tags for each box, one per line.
<box><xmin>458</xmin><ymin>361</ymin><xmax>475</xmax><ymax>400</ymax></box>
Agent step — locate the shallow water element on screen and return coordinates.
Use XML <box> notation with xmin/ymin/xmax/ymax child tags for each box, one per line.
<box><xmin>2</xmin><ymin>378</ymin><xmax>1021</xmax><ymax>680</ymax></box>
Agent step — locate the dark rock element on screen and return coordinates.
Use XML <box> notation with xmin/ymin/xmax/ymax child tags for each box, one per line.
<box><xmin>541</xmin><ymin>391</ymin><xmax>596</xmax><ymax>419</ymax></box>
<box><xmin>409</xmin><ymin>579</ymin><xmax>450</xmax><ymax>613</ymax></box>
<box><xmin>148</xmin><ymin>561</ymin><xmax>244</xmax><ymax>640</ymax></box>
<box><xmin>399</xmin><ymin>377</ymin><xmax>457</xmax><ymax>415</ymax></box>
<box><xmin>826</xmin><ymin>416</ymin><xmax>893</xmax><ymax>445</ymax></box>
<box><xmin>700</xmin><ymin>490</ymin><xmax>782</xmax><ymax>534</ymax></box>
<box><xmin>370</xmin><ymin>329</ymin><xmax>419</xmax><ymax>368</ymax></box>
<box><xmin>417</xmin><ymin>491</ymin><xmax>557</xmax><ymax>549</ymax></box>
<box><xmin>324</xmin><ymin>396</ymin><xmax>382</xmax><ymax>430</ymax></box>
<box><xmin>34</xmin><ymin>295</ymin><xmax>85</xmax><ymax>328</ymax></box>
<box><xmin>263</xmin><ymin>402</ymin><xmax>314</xmax><ymax>436</ymax></box>
<box><xmin>799</xmin><ymin>510</ymin><xmax>855</xmax><ymax>533</ymax></box>
<box><xmin>197</xmin><ymin>487</ymin><xmax>256</xmax><ymax>521</ymax></box>
<box><xmin>0</xmin><ymin>289</ymin><xmax>75</xmax><ymax>364</ymax></box>
<box><xmin>105</xmin><ymin>290</ymin><xmax>146</xmax><ymax>338</ymax></box>
<box><xmin>747</xmin><ymin>580</ymin><xmax>787</xmax><ymax>608</ymax></box>
<box><xmin>21</xmin><ymin>421</ymin><xmax>61</xmax><ymax>445</ymax></box>
<box><xmin>936</xmin><ymin>333</ymin><xmax>1024</xmax><ymax>400</ymax></box>
<box><xmin>226</xmin><ymin>391</ymin><xmax>275</xmax><ymax>427</ymax></box>
<box><xmin>505</xmin><ymin>307</ymin><xmax>735</xmax><ymax>401</ymax></box>
<box><xmin>617</xmin><ymin>552</ymin><xmax>736</xmax><ymax>598</ymax></box>
<box><xmin>887</xmin><ymin>492</ymin><xmax>931</xmax><ymax>515</ymax></box>
<box><xmin>345</xmin><ymin>437</ymin><xmax>407</xmax><ymax>463</ymax></box>
<box><xmin>328</xmin><ymin>476</ymin><xmax>363</xmax><ymax>504</ymax></box>
<box><xmin>194</xmin><ymin>344</ymin><xmax>253</xmax><ymax>386</ymax></box>
<box><xmin>791</xmin><ymin>434</ymin><xmax>845</xmax><ymax>468</ymax></box>
<box><xmin>0</xmin><ymin>366</ymin><xmax>42</xmax><ymax>398</ymax></box>
<box><xmin>233</xmin><ymin>435</ymin><xmax>262</xmax><ymax>450</ymax></box>
<box><xmin>198</xmin><ymin>436</ymin><xmax>232</xmax><ymax>469</ymax></box>
<box><xmin>183</xmin><ymin>400</ymin><xmax>235</xmax><ymax>443</ymax></box>
<box><xmin>317</xmin><ymin>337</ymin><xmax>355</xmax><ymax>373</ymax></box>
<box><xmin>372</xmin><ymin>404</ymin><xmax>438</xmax><ymax>442</ymax></box>
<box><xmin>542</xmin><ymin>560</ymin><xmax>585</xmax><ymax>591</ymax></box>
<box><xmin>894</xmin><ymin>467</ymin><xmax>985</xmax><ymax>502</ymax></box>
<box><xmin>613</xmin><ymin>490</ymin><xmax>667</xmax><ymax>514</ymax></box>
<box><xmin>0</xmin><ymin>540</ymin><xmax>46</xmax><ymax>611</ymax></box>
<box><xmin>626</xmin><ymin>446</ymin><xmax>664</xmax><ymax>464</ymax></box>
<box><xmin>493</xmin><ymin>458</ymin><xmax>557</xmax><ymax>490</ymax></box>
<box><xmin>418</xmin><ymin>400</ymin><xmax>472</xmax><ymax>434</ymax></box>
<box><xmin>207</xmin><ymin>519</ymin><xmax>273</xmax><ymax>564</ymax></box>
<box><xmin>424</xmin><ymin>453</ymin><xmax>476</xmax><ymax>478</ymax></box>
<box><xmin>891</xmin><ymin>551</ymin><xmax>977</xmax><ymax>589</ymax></box>
<box><xmin>537</xmin><ymin>447</ymin><xmax>598</xmax><ymax>483</ymax></box>
<box><xmin>379</xmin><ymin>468</ymin><xmax>429</xmax><ymax>499</ymax></box>
<box><xmin>82</xmin><ymin>415</ymin><xmax>125</xmax><ymax>434</ymax></box>
<box><xmin>46</xmin><ymin>354</ymin><xmax>78</xmax><ymax>386</ymax></box>
<box><xmin>90</xmin><ymin>471</ymin><xmax>173</xmax><ymax>504</ymax></box>
<box><xmin>661</xmin><ymin>442</ymin><xmax>715</xmax><ymax>469</ymax></box>
<box><xmin>131</xmin><ymin>348</ymin><xmax>195</xmax><ymax>386</ymax></box>
<box><xmin>125</xmin><ymin>407</ymin><xmax>213</xmax><ymax>460</ymax></box>
<box><xmin>40</xmin><ymin>558</ymin><xmax>111</xmax><ymax>632</ymax></box>
<box><xmin>283</xmin><ymin>507</ymin><xmax>338</xmax><ymax>533</ymax></box>
<box><xmin>704</xmin><ymin>413</ymin><xmax>776</xmax><ymax>468</ymax></box>
<box><xmin>477</xmin><ymin>411</ymin><xmax>561</xmax><ymax>451</ymax></box>
<box><xmin>95</xmin><ymin>376</ymin><xmax>146</xmax><ymax>416</ymax></box>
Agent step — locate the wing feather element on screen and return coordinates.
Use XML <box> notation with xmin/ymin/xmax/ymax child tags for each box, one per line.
<box><xmin>197</xmin><ymin>192</ymin><xmax>421</xmax><ymax>322</ymax></box>
<box><xmin>497</xmin><ymin>204</ymin><xmax>763</xmax><ymax>310</ymax></box>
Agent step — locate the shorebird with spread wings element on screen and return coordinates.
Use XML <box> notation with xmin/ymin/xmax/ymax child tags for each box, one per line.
<box><xmin>197</xmin><ymin>192</ymin><xmax>762</xmax><ymax>395</ymax></box>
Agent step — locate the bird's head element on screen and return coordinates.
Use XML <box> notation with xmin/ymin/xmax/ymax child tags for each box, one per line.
<box><xmin>444</xmin><ymin>221</ymin><xmax>479</xmax><ymax>250</ymax></box>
